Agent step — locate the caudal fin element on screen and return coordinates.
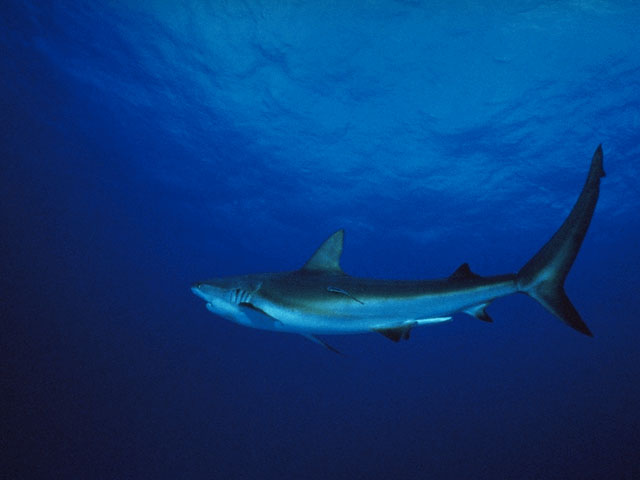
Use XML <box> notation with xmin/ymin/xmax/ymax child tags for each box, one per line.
<box><xmin>517</xmin><ymin>145</ymin><xmax>605</xmax><ymax>336</ymax></box>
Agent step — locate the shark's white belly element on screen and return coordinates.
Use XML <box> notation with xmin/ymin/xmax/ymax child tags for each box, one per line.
<box><xmin>253</xmin><ymin>296</ymin><xmax>454</xmax><ymax>334</ymax></box>
<box><xmin>251</xmin><ymin>279</ymin><xmax>518</xmax><ymax>334</ymax></box>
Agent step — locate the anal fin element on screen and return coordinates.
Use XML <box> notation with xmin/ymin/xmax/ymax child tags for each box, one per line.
<box><xmin>464</xmin><ymin>303</ymin><xmax>493</xmax><ymax>323</ymax></box>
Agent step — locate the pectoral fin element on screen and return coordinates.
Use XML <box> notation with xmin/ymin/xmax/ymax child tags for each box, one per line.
<box><xmin>239</xmin><ymin>302</ymin><xmax>283</xmax><ymax>328</ymax></box>
<box><xmin>302</xmin><ymin>334</ymin><xmax>343</xmax><ymax>355</ymax></box>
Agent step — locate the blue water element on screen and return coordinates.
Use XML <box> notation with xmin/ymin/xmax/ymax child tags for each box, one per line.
<box><xmin>3</xmin><ymin>1</ymin><xmax>640</xmax><ymax>478</ymax></box>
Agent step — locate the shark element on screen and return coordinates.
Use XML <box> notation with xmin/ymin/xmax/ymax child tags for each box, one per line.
<box><xmin>192</xmin><ymin>145</ymin><xmax>605</xmax><ymax>352</ymax></box>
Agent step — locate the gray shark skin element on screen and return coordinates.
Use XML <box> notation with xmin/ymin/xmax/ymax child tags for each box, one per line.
<box><xmin>192</xmin><ymin>145</ymin><xmax>605</xmax><ymax>351</ymax></box>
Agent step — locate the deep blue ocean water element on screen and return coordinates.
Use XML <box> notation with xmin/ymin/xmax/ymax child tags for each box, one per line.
<box><xmin>2</xmin><ymin>1</ymin><xmax>640</xmax><ymax>478</ymax></box>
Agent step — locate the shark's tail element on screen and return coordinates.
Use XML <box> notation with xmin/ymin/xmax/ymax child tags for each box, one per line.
<box><xmin>516</xmin><ymin>145</ymin><xmax>605</xmax><ymax>336</ymax></box>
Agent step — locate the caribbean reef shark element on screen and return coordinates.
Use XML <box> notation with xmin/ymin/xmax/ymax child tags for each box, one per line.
<box><xmin>192</xmin><ymin>146</ymin><xmax>604</xmax><ymax>352</ymax></box>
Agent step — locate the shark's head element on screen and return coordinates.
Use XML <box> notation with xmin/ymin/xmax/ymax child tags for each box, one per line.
<box><xmin>191</xmin><ymin>230</ymin><xmax>346</xmax><ymax>335</ymax></box>
<box><xmin>191</xmin><ymin>275</ymin><xmax>271</xmax><ymax>328</ymax></box>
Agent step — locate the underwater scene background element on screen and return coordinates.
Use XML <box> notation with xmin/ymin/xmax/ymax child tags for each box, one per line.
<box><xmin>2</xmin><ymin>1</ymin><xmax>640</xmax><ymax>478</ymax></box>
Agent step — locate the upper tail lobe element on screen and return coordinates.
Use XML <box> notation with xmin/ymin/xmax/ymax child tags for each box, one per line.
<box><xmin>517</xmin><ymin>145</ymin><xmax>605</xmax><ymax>336</ymax></box>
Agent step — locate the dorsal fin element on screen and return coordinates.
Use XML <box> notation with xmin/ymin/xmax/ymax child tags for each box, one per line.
<box><xmin>301</xmin><ymin>230</ymin><xmax>345</xmax><ymax>273</ymax></box>
<box><xmin>449</xmin><ymin>262</ymin><xmax>481</xmax><ymax>280</ymax></box>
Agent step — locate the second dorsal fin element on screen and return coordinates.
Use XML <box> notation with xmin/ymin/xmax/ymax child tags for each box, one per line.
<box><xmin>449</xmin><ymin>262</ymin><xmax>481</xmax><ymax>280</ymax></box>
<box><xmin>301</xmin><ymin>230</ymin><xmax>345</xmax><ymax>274</ymax></box>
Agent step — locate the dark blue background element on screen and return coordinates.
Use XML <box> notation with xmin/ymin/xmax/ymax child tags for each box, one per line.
<box><xmin>3</xmin><ymin>1</ymin><xmax>640</xmax><ymax>479</ymax></box>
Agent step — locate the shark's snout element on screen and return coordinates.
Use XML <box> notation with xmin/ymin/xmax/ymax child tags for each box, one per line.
<box><xmin>191</xmin><ymin>283</ymin><xmax>206</xmax><ymax>299</ymax></box>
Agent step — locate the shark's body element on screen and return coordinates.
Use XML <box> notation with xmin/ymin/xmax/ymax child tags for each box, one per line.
<box><xmin>192</xmin><ymin>146</ymin><xmax>605</xmax><ymax>350</ymax></box>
